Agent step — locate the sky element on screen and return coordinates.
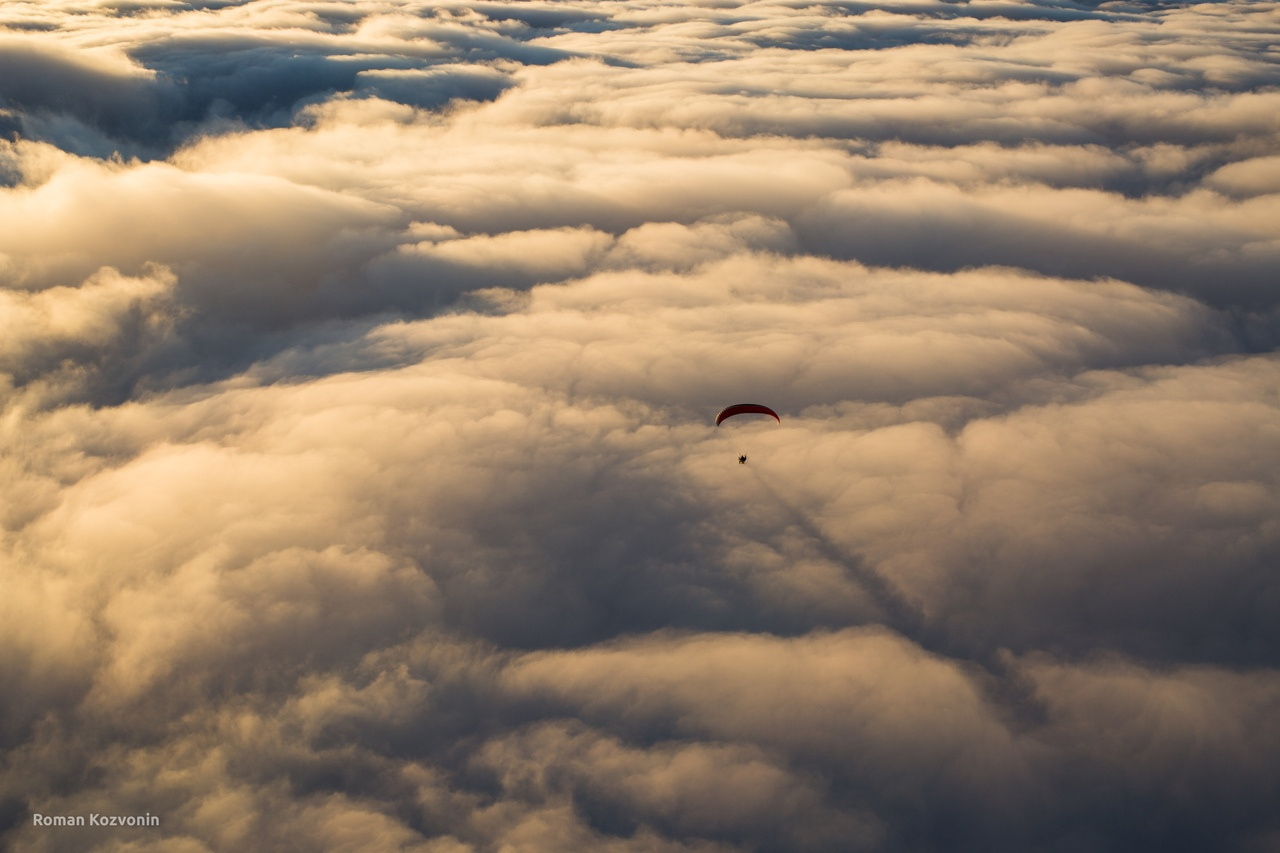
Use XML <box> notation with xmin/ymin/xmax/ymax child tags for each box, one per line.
<box><xmin>1</xmin><ymin>0</ymin><xmax>1279</xmax><ymax>851</ymax></box>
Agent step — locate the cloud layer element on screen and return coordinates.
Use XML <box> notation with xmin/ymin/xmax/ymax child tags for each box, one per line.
<box><xmin>2</xmin><ymin>0</ymin><xmax>1279</xmax><ymax>851</ymax></box>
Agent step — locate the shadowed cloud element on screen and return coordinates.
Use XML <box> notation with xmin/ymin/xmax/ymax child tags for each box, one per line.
<box><xmin>2</xmin><ymin>0</ymin><xmax>1279</xmax><ymax>850</ymax></box>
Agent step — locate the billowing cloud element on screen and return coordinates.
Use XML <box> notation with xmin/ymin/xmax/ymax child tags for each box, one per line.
<box><xmin>2</xmin><ymin>0</ymin><xmax>1278</xmax><ymax>850</ymax></box>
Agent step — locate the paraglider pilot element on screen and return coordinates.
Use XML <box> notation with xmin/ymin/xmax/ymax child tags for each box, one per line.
<box><xmin>716</xmin><ymin>405</ymin><xmax>778</xmax><ymax>466</ymax></box>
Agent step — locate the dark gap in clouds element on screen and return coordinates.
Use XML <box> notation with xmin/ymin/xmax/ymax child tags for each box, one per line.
<box><xmin>0</xmin><ymin>21</ymin><xmax>60</xmax><ymax>32</ymax></box>
<box><xmin>0</xmin><ymin>42</ymin><xmax>171</xmax><ymax>155</ymax></box>
<box><xmin>596</xmin><ymin>106</ymin><xmax>1269</xmax><ymax>154</ymax></box>
<box><xmin>825</xmin><ymin>0</ymin><xmax>1144</xmax><ymax>22</ymax></box>
<box><xmin>1130</xmin><ymin>68</ymin><xmax>1280</xmax><ymax>93</ymax></box>
<box><xmin>1096</xmin><ymin>0</ymin><xmax>1212</xmax><ymax>8</ymax></box>
<box><xmin>852</xmin><ymin>791</ymin><xmax>1016</xmax><ymax>853</ymax></box>
<box><xmin>168</xmin><ymin>0</ymin><xmax>255</xmax><ymax>9</ymax></box>
<box><xmin>304</xmin><ymin>6</ymin><xmax>372</xmax><ymax>31</ymax></box>
<box><xmin>269</xmin><ymin>748</ymin><xmax>401</xmax><ymax>803</ymax></box>
<box><xmin>410</xmin><ymin>26</ymin><xmax>576</xmax><ymax>66</ymax></box>
<box><xmin>575</xmin><ymin>793</ymin><xmax>644</xmax><ymax>841</ymax></box>
<box><xmin>0</xmin><ymin>295</ymin><xmax>454</xmax><ymax>411</ymax></box>
<box><xmin>0</xmin><ymin>796</ymin><xmax>24</xmax><ymax>840</ymax></box>
<box><xmin>940</xmin><ymin>549</ymin><xmax>1280</xmax><ymax>670</ymax></box>
<box><xmin>171</xmin><ymin>62</ymin><xmax>354</xmax><ymax>128</ymax></box>
<box><xmin>374</xmin><ymin>680</ymin><xmax>518</xmax><ymax>770</ymax></box>
<box><xmin>0</xmin><ymin>42</ymin><xmax>352</xmax><ymax>157</ymax></box>
<box><xmin>470</xmin><ymin>2</ymin><xmax>613</xmax><ymax>30</ymax></box>
<box><xmin>0</xmin><ymin>117</ymin><xmax>21</xmax><ymax>171</ymax></box>
<box><xmin>212</xmin><ymin>318</ymin><xmax>430</xmax><ymax>385</ymax></box>
<box><xmin>1227</xmin><ymin>307</ymin><xmax>1280</xmax><ymax>353</ymax></box>
<box><xmin>793</xmin><ymin>206</ymin><xmax>1280</xmax><ymax>312</ymax></box>
<box><xmin>115</xmin><ymin>316</ymin><xmax>401</xmax><ymax>402</ymax></box>
<box><xmin>1027</xmin><ymin>785</ymin><xmax>1268</xmax><ymax>853</ymax></box>
<box><xmin>99</xmin><ymin>0</ymin><xmax>179</xmax><ymax>16</ymax></box>
<box><xmin>127</xmin><ymin>37</ymin><xmax>386</xmax><ymax>133</ymax></box>
<box><xmin>0</xmin><ymin>32</ymin><xmax>549</xmax><ymax>159</ymax></box>
<box><xmin>361</xmin><ymin>246</ymin><xmax>599</xmax><ymax>307</ymax></box>
<box><xmin>420</xmin><ymin>487</ymin><xmax>748</xmax><ymax>650</ymax></box>
<box><xmin>1103</xmin><ymin>161</ymin><xmax>1219</xmax><ymax>199</ymax></box>
<box><xmin>354</xmin><ymin>68</ymin><xmax>514</xmax><ymax>110</ymax></box>
<box><xmin>744</xmin><ymin>26</ymin><xmax>995</xmax><ymax>52</ymax></box>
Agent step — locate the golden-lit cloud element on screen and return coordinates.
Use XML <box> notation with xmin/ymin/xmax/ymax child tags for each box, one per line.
<box><xmin>2</xmin><ymin>0</ymin><xmax>1278</xmax><ymax>850</ymax></box>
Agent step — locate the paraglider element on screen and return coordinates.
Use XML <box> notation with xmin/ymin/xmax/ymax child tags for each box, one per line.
<box><xmin>715</xmin><ymin>403</ymin><xmax>780</xmax><ymax>426</ymax></box>
<box><xmin>716</xmin><ymin>404</ymin><xmax>779</xmax><ymax>464</ymax></box>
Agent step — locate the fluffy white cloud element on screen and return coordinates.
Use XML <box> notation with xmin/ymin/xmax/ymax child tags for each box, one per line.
<box><xmin>2</xmin><ymin>0</ymin><xmax>1278</xmax><ymax>850</ymax></box>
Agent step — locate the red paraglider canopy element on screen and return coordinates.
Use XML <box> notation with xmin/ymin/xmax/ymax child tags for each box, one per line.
<box><xmin>715</xmin><ymin>403</ymin><xmax>780</xmax><ymax>426</ymax></box>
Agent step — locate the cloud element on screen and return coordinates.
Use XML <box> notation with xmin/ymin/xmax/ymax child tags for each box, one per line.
<box><xmin>0</xmin><ymin>8</ymin><xmax>560</xmax><ymax>158</ymax></box>
<box><xmin>2</xmin><ymin>0</ymin><xmax>1279</xmax><ymax>850</ymax></box>
<box><xmin>473</xmin><ymin>721</ymin><xmax>883</xmax><ymax>851</ymax></box>
<box><xmin>498</xmin><ymin>630</ymin><xmax>1026</xmax><ymax>785</ymax></box>
<box><xmin>0</xmin><ymin>36</ymin><xmax>165</xmax><ymax>155</ymax></box>
<box><xmin>0</xmin><ymin>265</ymin><xmax>180</xmax><ymax>404</ymax></box>
<box><xmin>1206</xmin><ymin>154</ymin><xmax>1280</xmax><ymax>198</ymax></box>
<box><xmin>1021</xmin><ymin>655</ymin><xmax>1280</xmax><ymax>848</ymax></box>
<box><xmin>796</xmin><ymin>178</ymin><xmax>1280</xmax><ymax>308</ymax></box>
